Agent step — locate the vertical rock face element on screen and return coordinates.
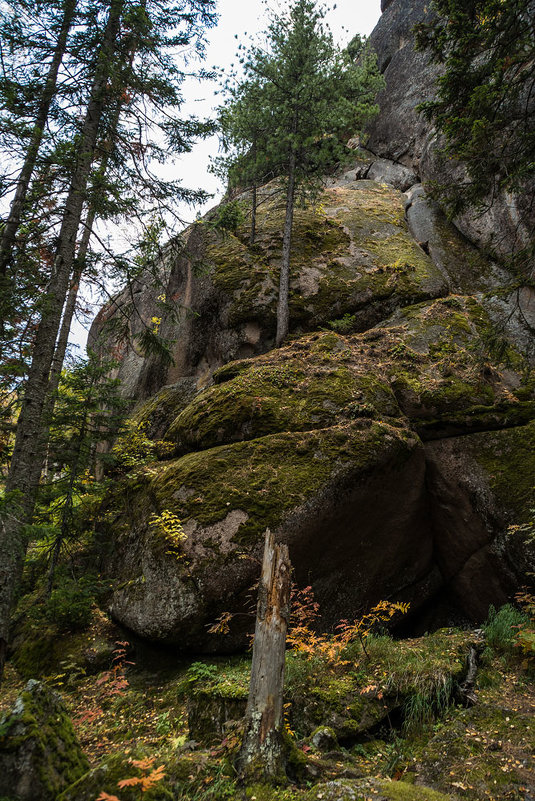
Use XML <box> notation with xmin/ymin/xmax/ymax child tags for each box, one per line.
<box><xmin>366</xmin><ymin>0</ymin><xmax>535</xmax><ymax>260</ymax></box>
<box><xmin>0</xmin><ymin>680</ymin><xmax>88</xmax><ymax>800</ymax></box>
<box><xmin>87</xmin><ymin>3</ymin><xmax>535</xmax><ymax>651</ymax></box>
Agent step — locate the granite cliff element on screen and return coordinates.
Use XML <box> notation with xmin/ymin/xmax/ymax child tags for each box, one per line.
<box><xmin>89</xmin><ymin>0</ymin><xmax>535</xmax><ymax>652</ymax></box>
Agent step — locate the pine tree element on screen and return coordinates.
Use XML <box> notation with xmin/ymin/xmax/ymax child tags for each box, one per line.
<box><xmin>0</xmin><ymin>0</ymin><xmax>217</xmax><ymax>681</ymax></box>
<box><xmin>215</xmin><ymin>78</ymin><xmax>276</xmax><ymax>244</ymax></box>
<box><xmin>219</xmin><ymin>0</ymin><xmax>384</xmax><ymax>346</ymax></box>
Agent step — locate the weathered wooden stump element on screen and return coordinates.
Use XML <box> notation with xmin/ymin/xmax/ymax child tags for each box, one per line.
<box><xmin>238</xmin><ymin>529</ymin><xmax>291</xmax><ymax>783</ymax></box>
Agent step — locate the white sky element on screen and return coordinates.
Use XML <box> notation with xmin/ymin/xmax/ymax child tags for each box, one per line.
<box><xmin>178</xmin><ymin>0</ymin><xmax>383</xmax><ymax>221</ymax></box>
<box><xmin>75</xmin><ymin>0</ymin><xmax>382</xmax><ymax>351</ymax></box>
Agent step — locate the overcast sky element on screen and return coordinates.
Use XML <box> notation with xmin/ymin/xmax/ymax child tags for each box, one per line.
<box><xmin>76</xmin><ymin>0</ymin><xmax>383</xmax><ymax>351</ymax></box>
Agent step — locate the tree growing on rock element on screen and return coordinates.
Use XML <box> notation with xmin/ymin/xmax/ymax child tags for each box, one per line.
<box><xmin>415</xmin><ymin>0</ymin><xmax>535</xmax><ymax>274</ymax></box>
<box><xmin>218</xmin><ymin>0</ymin><xmax>384</xmax><ymax>346</ymax></box>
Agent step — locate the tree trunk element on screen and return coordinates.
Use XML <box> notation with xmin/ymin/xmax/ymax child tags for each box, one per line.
<box><xmin>238</xmin><ymin>529</ymin><xmax>291</xmax><ymax>783</ymax></box>
<box><xmin>250</xmin><ymin>139</ymin><xmax>258</xmax><ymax>245</ymax></box>
<box><xmin>0</xmin><ymin>0</ymin><xmax>77</xmax><ymax>341</ymax></box>
<box><xmin>250</xmin><ymin>181</ymin><xmax>257</xmax><ymax>246</ymax></box>
<box><xmin>0</xmin><ymin>0</ymin><xmax>124</xmax><ymax>682</ymax></box>
<box><xmin>275</xmin><ymin>150</ymin><xmax>296</xmax><ymax>347</ymax></box>
<box><xmin>47</xmin><ymin>205</ymin><xmax>95</xmax><ymax>405</ymax></box>
<box><xmin>47</xmin><ymin>89</ymin><xmax>124</xmax><ymax>403</ymax></box>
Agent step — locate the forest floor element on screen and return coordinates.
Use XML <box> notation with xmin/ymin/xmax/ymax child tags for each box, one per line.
<box><xmin>1</xmin><ymin>615</ymin><xmax>534</xmax><ymax>801</ymax></box>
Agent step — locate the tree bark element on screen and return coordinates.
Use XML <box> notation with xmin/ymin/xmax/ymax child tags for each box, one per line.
<box><xmin>238</xmin><ymin>529</ymin><xmax>291</xmax><ymax>783</ymax></box>
<box><xmin>249</xmin><ymin>139</ymin><xmax>258</xmax><ymax>245</ymax></box>
<box><xmin>0</xmin><ymin>0</ymin><xmax>77</xmax><ymax>342</ymax></box>
<box><xmin>250</xmin><ymin>181</ymin><xmax>257</xmax><ymax>246</ymax></box>
<box><xmin>0</xmin><ymin>0</ymin><xmax>124</xmax><ymax>682</ymax></box>
<box><xmin>275</xmin><ymin>150</ymin><xmax>296</xmax><ymax>347</ymax></box>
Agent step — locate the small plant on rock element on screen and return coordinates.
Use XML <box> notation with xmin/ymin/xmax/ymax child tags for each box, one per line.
<box><xmin>149</xmin><ymin>509</ymin><xmax>187</xmax><ymax>558</ymax></box>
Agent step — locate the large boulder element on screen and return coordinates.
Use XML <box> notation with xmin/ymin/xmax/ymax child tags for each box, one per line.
<box><xmin>0</xmin><ymin>680</ymin><xmax>88</xmax><ymax>801</ymax></box>
<box><xmin>99</xmin><ymin>294</ymin><xmax>535</xmax><ymax>649</ymax></box>
<box><xmin>88</xmin><ymin>13</ymin><xmax>535</xmax><ymax>649</ymax></box>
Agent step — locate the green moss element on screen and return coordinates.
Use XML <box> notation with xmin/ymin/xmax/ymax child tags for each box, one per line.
<box><xmin>414</xmin><ymin>400</ymin><xmax>535</xmax><ymax>438</ymax></box>
<box><xmin>384</xmin><ymin>296</ymin><xmax>534</xmax><ymax>428</ymax></box>
<box><xmin>326</xmin><ymin>182</ymin><xmax>445</xmax><ymax>295</ymax></box>
<box><xmin>166</xmin><ymin>342</ymin><xmax>399</xmax><ymax>454</ymax></box>
<box><xmin>11</xmin><ymin>620</ymin><xmax>100</xmax><ymax>680</ymax></box>
<box><xmin>0</xmin><ymin>682</ymin><xmax>89</xmax><ymax>797</ymax></box>
<box><xmin>131</xmin><ymin>420</ymin><xmax>415</xmax><ymax>545</ymax></box>
<box><xmin>377</xmin><ymin>780</ymin><xmax>453</xmax><ymax>800</ymax></box>
<box><xmin>470</xmin><ymin>420</ymin><xmax>535</xmax><ymax>520</ymax></box>
<box><xmin>133</xmin><ymin>380</ymin><xmax>198</xmax><ymax>439</ymax></box>
<box><xmin>303</xmin><ymin>778</ymin><xmax>454</xmax><ymax>800</ymax></box>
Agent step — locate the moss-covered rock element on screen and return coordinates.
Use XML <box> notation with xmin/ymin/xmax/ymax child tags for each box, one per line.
<box><xmin>205</xmin><ymin>180</ymin><xmax>447</xmax><ymax>337</ymax></box>
<box><xmin>104</xmin><ymin>418</ymin><xmax>427</xmax><ymax>649</ymax></box>
<box><xmin>303</xmin><ymin>778</ymin><xmax>454</xmax><ymax>800</ymax></box>
<box><xmin>89</xmin><ymin>166</ymin><xmax>461</xmax><ymax>402</ymax></box>
<box><xmin>165</xmin><ymin>339</ymin><xmax>400</xmax><ymax>454</ymax></box>
<box><xmin>132</xmin><ymin>378</ymin><xmax>199</xmax><ymax>440</ymax></box>
<box><xmin>100</xmin><ymin>291</ymin><xmax>534</xmax><ymax>647</ymax></box>
<box><xmin>0</xmin><ymin>681</ymin><xmax>88</xmax><ymax>800</ymax></box>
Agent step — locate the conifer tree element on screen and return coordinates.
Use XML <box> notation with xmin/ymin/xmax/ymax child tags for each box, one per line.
<box><xmin>0</xmin><ymin>0</ymin><xmax>77</xmax><ymax>283</ymax></box>
<box><xmin>42</xmin><ymin>355</ymin><xmax>127</xmax><ymax>595</ymax></box>
<box><xmin>216</xmin><ymin>78</ymin><xmax>275</xmax><ymax>244</ymax></box>
<box><xmin>219</xmin><ymin>0</ymin><xmax>384</xmax><ymax>345</ymax></box>
<box><xmin>0</xmin><ymin>0</ymin><xmax>217</xmax><ymax>680</ymax></box>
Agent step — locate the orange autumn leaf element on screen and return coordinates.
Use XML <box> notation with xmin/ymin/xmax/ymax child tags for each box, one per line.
<box><xmin>117</xmin><ymin>776</ymin><xmax>143</xmax><ymax>788</ymax></box>
<box><xmin>97</xmin><ymin>793</ymin><xmax>121</xmax><ymax>801</ymax></box>
<box><xmin>141</xmin><ymin>765</ymin><xmax>166</xmax><ymax>790</ymax></box>
<box><xmin>131</xmin><ymin>757</ymin><xmax>155</xmax><ymax>770</ymax></box>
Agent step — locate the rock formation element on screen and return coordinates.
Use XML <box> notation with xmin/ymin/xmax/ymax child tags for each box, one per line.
<box><xmin>0</xmin><ymin>680</ymin><xmax>89</xmax><ymax>800</ymax></box>
<box><xmin>366</xmin><ymin>0</ymin><xmax>535</xmax><ymax>261</ymax></box>
<box><xmin>89</xmin><ymin>1</ymin><xmax>535</xmax><ymax>652</ymax></box>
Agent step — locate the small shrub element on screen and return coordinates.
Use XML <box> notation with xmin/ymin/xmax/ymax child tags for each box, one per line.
<box><xmin>186</xmin><ymin>661</ymin><xmax>219</xmax><ymax>688</ymax></box>
<box><xmin>111</xmin><ymin>421</ymin><xmax>157</xmax><ymax>472</ymax></box>
<box><xmin>46</xmin><ymin>577</ymin><xmax>95</xmax><ymax>632</ymax></box>
<box><xmin>149</xmin><ymin>509</ymin><xmax>187</xmax><ymax>558</ymax></box>
<box><xmin>483</xmin><ymin>603</ymin><xmax>530</xmax><ymax>657</ymax></box>
<box><xmin>327</xmin><ymin>312</ymin><xmax>357</xmax><ymax>334</ymax></box>
<box><xmin>208</xmin><ymin>200</ymin><xmax>244</xmax><ymax>234</ymax></box>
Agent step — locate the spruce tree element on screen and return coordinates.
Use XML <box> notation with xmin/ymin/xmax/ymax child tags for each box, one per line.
<box><xmin>219</xmin><ymin>0</ymin><xmax>384</xmax><ymax>345</ymax></box>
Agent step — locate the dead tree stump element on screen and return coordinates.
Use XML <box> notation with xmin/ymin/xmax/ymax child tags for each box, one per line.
<box><xmin>238</xmin><ymin>529</ymin><xmax>291</xmax><ymax>783</ymax></box>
